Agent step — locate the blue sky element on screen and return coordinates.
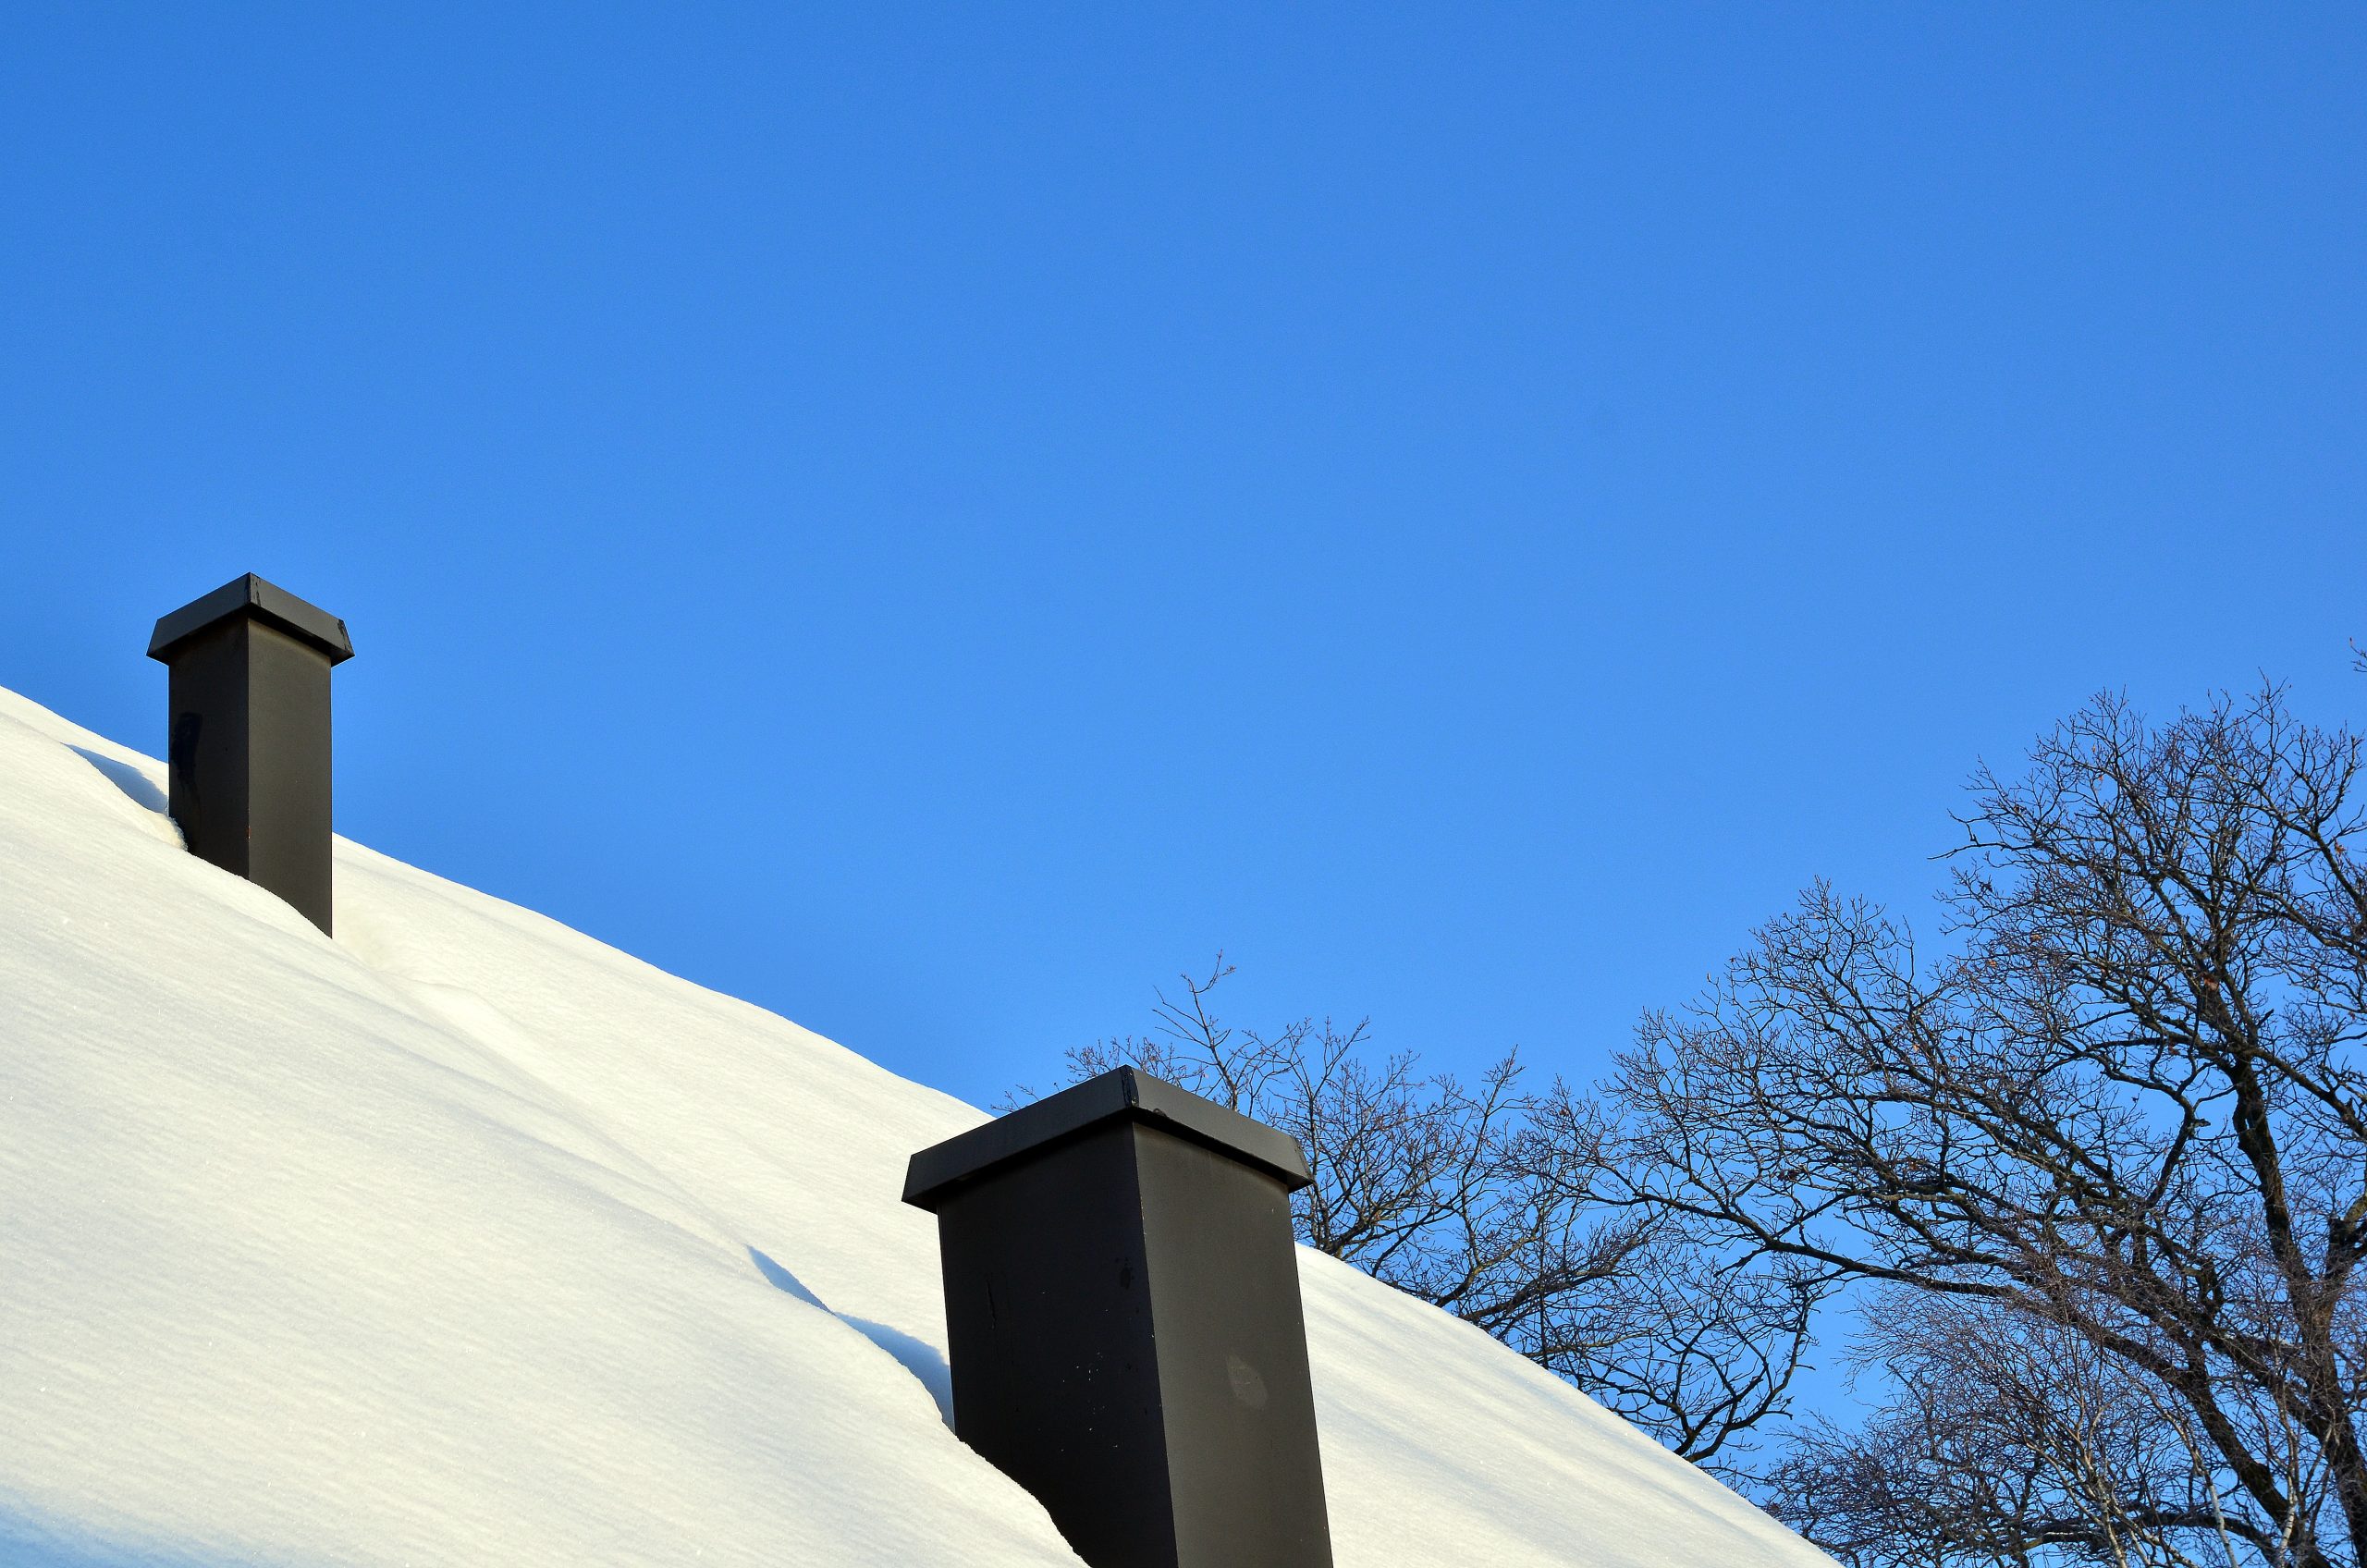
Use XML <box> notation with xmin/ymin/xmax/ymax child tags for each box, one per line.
<box><xmin>4</xmin><ymin>6</ymin><xmax>2361</xmax><ymax>1109</ymax></box>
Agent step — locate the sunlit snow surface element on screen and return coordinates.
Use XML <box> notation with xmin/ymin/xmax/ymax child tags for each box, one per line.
<box><xmin>0</xmin><ymin>686</ymin><xmax>1827</xmax><ymax>1567</ymax></box>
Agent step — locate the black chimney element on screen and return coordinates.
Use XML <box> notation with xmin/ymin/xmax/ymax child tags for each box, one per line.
<box><xmin>148</xmin><ymin>575</ymin><xmax>353</xmax><ymax>935</ymax></box>
<box><xmin>903</xmin><ymin>1068</ymin><xmax>1334</xmax><ymax>1568</ymax></box>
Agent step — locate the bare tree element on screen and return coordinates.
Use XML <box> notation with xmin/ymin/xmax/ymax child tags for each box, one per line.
<box><xmin>1773</xmin><ymin>1292</ymin><xmax>2300</xmax><ymax>1568</ymax></box>
<box><xmin>1033</xmin><ymin>957</ymin><xmax>1820</xmax><ymax>1472</ymax></box>
<box><xmin>1587</xmin><ymin>685</ymin><xmax>2367</xmax><ymax>1565</ymax></box>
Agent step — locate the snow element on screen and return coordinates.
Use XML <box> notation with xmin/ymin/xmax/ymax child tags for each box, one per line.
<box><xmin>0</xmin><ymin>683</ymin><xmax>1827</xmax><ymax>1567</ymax></box>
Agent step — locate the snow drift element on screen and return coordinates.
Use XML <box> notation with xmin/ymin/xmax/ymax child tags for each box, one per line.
<box><xmin>0</xmin><ymin>683</ymin><xmax>1826</xmax><ymax>1567</ymax></box>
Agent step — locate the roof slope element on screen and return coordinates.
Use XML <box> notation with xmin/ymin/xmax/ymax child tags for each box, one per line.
<box><xmin>0</xmin><ymin>684</ymin><xmax>1827</xmax><ymax>1568</ymax></box>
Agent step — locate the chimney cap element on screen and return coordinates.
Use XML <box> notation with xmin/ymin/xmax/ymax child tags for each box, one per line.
<box><xmin>902</xmin><ymin>1066</ymin><xmax>1313</xmax><ymax>1211</ymax></box>
<box><xmin>149</xmin><ymin>574</ymin><xmax>355</xmax><ymax>665</ymax></box>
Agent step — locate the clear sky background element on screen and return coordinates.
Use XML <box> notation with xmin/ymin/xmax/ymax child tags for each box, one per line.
<box><xmin>4</xmin><ymin>6</ymin><xmax>2361</xmax><ymax>1113</ymax></box>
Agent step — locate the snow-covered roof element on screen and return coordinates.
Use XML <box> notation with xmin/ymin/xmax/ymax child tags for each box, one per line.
<box><xmin>0</xmin><ymin>683</ymin><xmax>1828</xmax><ymax>1567</ymax></box>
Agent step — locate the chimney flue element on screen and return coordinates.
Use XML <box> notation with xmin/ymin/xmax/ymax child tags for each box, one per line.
<box><xmin>903</xmin><ymin>1067</ymin><xmax>1335</xmax><ymax>1568</ymax></box>
<box><xmin>148</xmin><ymin>574</ymin><xmax>354</xmax><ymax>935</ymax></box>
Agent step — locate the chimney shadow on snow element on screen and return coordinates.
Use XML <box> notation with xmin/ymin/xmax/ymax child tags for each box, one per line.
<box><xmin>70</xmin><ymin>746</ymin><xmax>169</xmax><ymax>816</ymax></box>
<box><xmin>747</xmin><ymin>1247</ymin><xmax>954</xmax><ymax>1427</ymax></box>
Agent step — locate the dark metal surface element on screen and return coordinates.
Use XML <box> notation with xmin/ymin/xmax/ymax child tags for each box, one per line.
<box><xmin>903</xmin><ymin>1064</ymin><xmax>1311</xmax><ymax>1210</ymax></box>
<box><xmin>149</xmin><ymin>577</ymin><xmax>348</xmax><ymax>936</ymax></box>
<box><xmin>149</xmin><ymin>573</ymin><xmax>354</xmax><ymax>665</ymax></box>
<box><xmin>907</xmin><ymin>1070</ymin><xmax>1334</xmax><ymax>1568</ymax></box>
